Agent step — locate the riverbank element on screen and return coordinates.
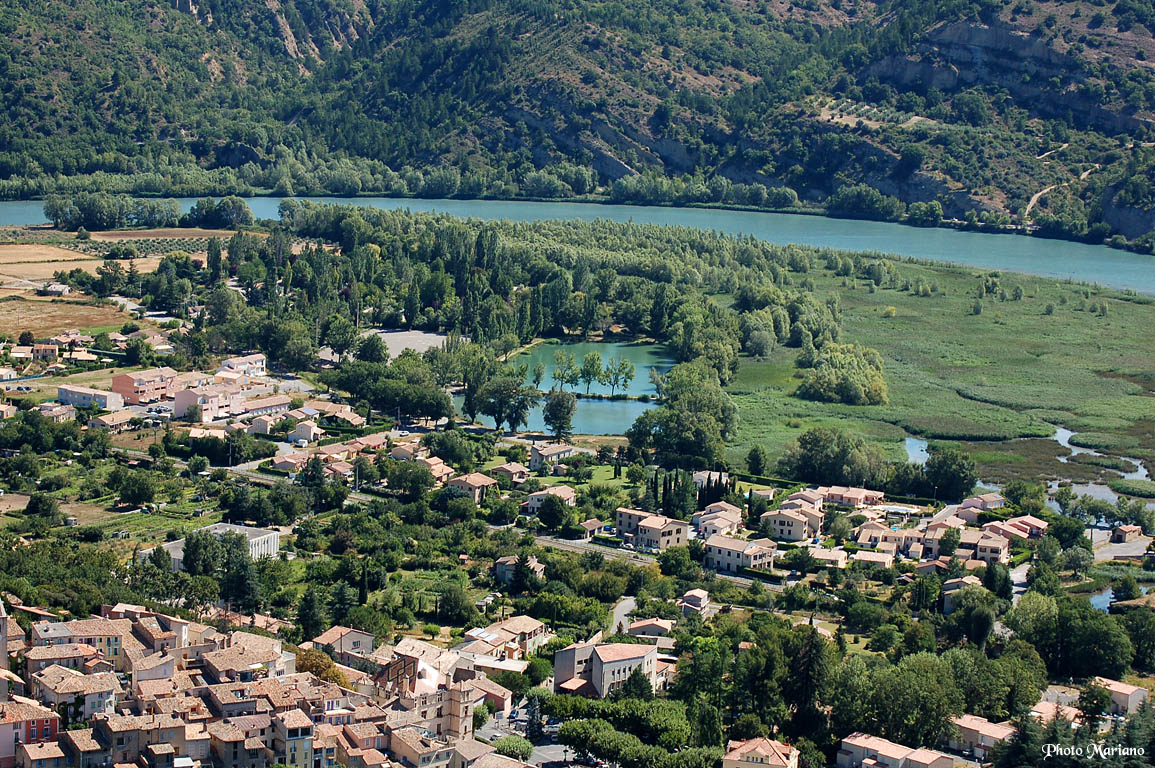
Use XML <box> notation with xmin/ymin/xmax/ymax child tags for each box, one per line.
<box><xmin>7</xmin><ymin>185</ymin><xmax>1152</xmax><ymax>257</ymax></box>
<box><xmin>6</xmin><ymin>197</ymin><xmax>1154</xmax><ymax>293</ymax></box>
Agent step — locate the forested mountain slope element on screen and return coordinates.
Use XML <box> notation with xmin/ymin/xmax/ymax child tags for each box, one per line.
<box><xmin>6</xmin><ymin>0</ymin><xmax>1155</xmax><ymax>245</ymax></box>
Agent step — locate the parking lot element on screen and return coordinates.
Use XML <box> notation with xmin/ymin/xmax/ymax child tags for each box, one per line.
<box><xmin>476</xmin><ymin>708</ymin><xmax>579</xmax><ymax>768</ymax></box>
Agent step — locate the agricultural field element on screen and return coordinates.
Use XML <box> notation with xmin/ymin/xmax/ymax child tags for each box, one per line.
<box><xmin>87</xmin><ymin>228</ymin><xmax>238</xmax><ymax>240</ymax></box>
<box><xmin>0</xmin><ymin>242</ymin><xmax>165</xmax><ymax>283</ymax></box>
<box><xmin>0</xmin><ymin>243</ymin><xmax>84</xmax><ymax>264</ymax></box>
<box><xmin>0</xmin><ymin>455</ymin><xmax>224</xmax><ymax>558</ymax></box>
<box><xmin>0</xmin><ymin>297</ymin><xmax>130</xmax><ymax>337</ymax></box>
<box><xmin>725</xmin><ymin>258</ymin><xmax>1155</xmax><ymax>483</ymax></box>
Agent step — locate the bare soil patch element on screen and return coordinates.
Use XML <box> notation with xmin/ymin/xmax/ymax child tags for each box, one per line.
<box><xmin>0</xmin><ymin>257</ymin><xmax>164</xmax><ymax>281</ymax></box>
<box><xmin>0</xmin><ymin>299</ymin><xmax>129</xmax><ymax>337</ymax></box>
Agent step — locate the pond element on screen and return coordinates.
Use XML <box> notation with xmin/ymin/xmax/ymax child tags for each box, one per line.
<box><xmin>904</xmin><ymin>437</ymin><xmax>929</xmax><ymax>465</ymax></box>
<box><xmin>453</xmin><ymin>393</ymin><xmax>656</xmax><ymax>436</ymax></box>
<box><xmin>515</xmin><ymin>340</ymin><xmax>671</xmax><ymax>397</ymax></box>
<box><xmin>456</xmin><ymin>339</ymin><xmax>674</xmax><ymax>435</ymax></box>
<box><xmin>1089</xmin><ymin>584</ymin><xmax>1151</xmax><ymax>611</ymax></box>
<box><xmin>4</xmin><ymin>196</ymin><xmax>1154</xmax><ymax>292</ymax></box>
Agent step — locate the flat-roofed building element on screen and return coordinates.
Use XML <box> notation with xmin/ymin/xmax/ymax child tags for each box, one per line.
<box><xmin>57</xmin><ymin>385</ymin><xmax>124</xmax><ymax>411</ymax></box>
<box><xmin>139</xmin><ymin>523</ymin><xmax>280</xmax><ymax>572</ymax></box>
<box><xmin>218</xmin><ymin>354</ymin><xmax>267</xmax><ymax>378</ymax></box>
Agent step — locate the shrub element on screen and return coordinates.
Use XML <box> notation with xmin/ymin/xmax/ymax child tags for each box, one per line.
<box><xmin>493</xmin><ymin>736</ymin><xmax>533</xmax><ymax>762</ymax></box>
<box><xmin>1108</xmin><ymin>479</ymin><xmax>1155</xmax><ymax>499</ymax></box>
<box><xmin>796</xmin><ymin>343</ymin><xmax>888</xmax><ymax>405</ymax></box>
<box><xmin>1068</xmin><ymin>433</ymin><xmax>1139</xmax><ymax>451</ymax></box>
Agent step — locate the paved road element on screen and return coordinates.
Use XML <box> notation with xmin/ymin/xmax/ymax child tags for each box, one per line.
<box><xmin>532</xmin><ymin>532</ymin><xmax>765</xmax><ymax>589</ymax></box>
<box><xmin>1010</xmin><ymin>561</ymin><xmax>1030</xmax><ymax>604</ymax></box>
<box><xmin>610</xmin><ymin>596</ymin><xmax>636</xmax><ymax>635</ymax></box>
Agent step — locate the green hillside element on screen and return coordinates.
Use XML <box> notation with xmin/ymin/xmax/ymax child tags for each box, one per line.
<box><xmin>5</xmin><ymin>0</ymin><xmax>1155</xmax><ymax>246</ymax></box>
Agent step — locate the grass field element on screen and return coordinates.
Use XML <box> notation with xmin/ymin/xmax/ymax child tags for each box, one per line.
<box><xmin>724</xmin><ymin>260</ymin><xmax>1155</xmax><ymax>484</ymax></box>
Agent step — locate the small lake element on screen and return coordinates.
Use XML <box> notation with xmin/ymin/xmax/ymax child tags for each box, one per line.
<box><xmin>515</xmin><ymin>340</ymin><xmax>671</xmax><ymax>397</ymax></box>
<box><xmin>456</xmin><ymin>340</ymin><xmax>673</xmax><ymax>434</ymax></box>
<box><xmin>4</xmin><ymin>196</ymin><xmax>1154</xmax><ymax>293</ymax></box>
<box><xmin>454</xmin><ymin>394</ymin><xmax>655</xmax><ymax>436</ymax></box>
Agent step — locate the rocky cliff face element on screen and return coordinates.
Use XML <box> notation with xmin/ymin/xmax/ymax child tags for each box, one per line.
<box><xmin>1101</xmin><ymin>184</ymin><xmax>1155</xmax><ymax>239</ymax></box>
<box><xmin>869</xmin><ymin>20</ymin><xmax>1150</xmax><ymax>133</ymax></box>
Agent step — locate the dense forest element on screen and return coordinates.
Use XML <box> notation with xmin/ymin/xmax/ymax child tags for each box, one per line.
<box><xmin>6</xmin><ymin>0</ymin><xmax>1155</xmax><ymax>247</ymax></box>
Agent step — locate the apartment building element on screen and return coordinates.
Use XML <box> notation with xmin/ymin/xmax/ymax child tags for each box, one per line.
<box><xmin>0</xmin><ymin>697</ymin><xmax>60</xmax><ymax>768</ymax></box>
<box><xmin>947</xmin><ymin>714</ymin><xmax>1014</xmax><ymax>761</ymax></box>
<box><xmin>615</xmin><ymin>507</ymin><xmax>651</xmax><ymax>537</ymax></box>
<box><xmin>311</xmin><ymin>627</ymin><xmax>376</xmax><ymax>666</ymax></box>
<box><xmin>528</xmin><ymin>442</ymin><xmax>575</xmax><ymax>470</ymax></box>
<box><xmin>56</xmin><ymin>385</ymin><xmax>124</xmax><ymax>411</ymax></box>
<box><xmin>693</xmin><ymin>502</ymin><xmax>744</xmax><ymax>538</ymax></box>
<box><xmin>31</xmin><ymin>618</ymin><xmax>141</xmax><ymax>673</ymax></box>
<box><xmin>24</xmin><ymin>644</ymin><xmax>102</xmax><ymax>678</ymax></box>
<box><xmin>272</xmin><ymin>709</ymin><xmax>314</xmax><ymax>768</ymax></box>
<box><xmin>636</xmin><ymin>515</ymin><xmax>688</xmax><ymax>552</ymax></box>
<box><xmin>816</xmin><ymin>486</ymin><xmax>885</xmax><ymax>508</ymax></box>
<box><xmin>761</xmin><ymin>508</ymin><xmax>817</xmax><ymax>542</ymax></box>
<box><xmin>703</xmin><ymin>535</ymin><xmax>777</xmax><ymax>573</ymax></box>
<box><xmin>174</xmin><ymin>385</ymin><xmax>247</xmax><ymax>422</ymax></box>
<box><xmin>553</xmin><ymin>641</ymin><xmax>664</xmax><ymax>698</ymax></box>
<box><xmin>218</xmin><ymin>354</ymin><xmax>267</xmax><ymax>378</ymax></box>
<box><xmin>112</xmin><ymin>367</ymin><xmax>179</xmax><ymax>404</ymax></box>
<box><xmin>836</xmin><ymin>733</ymin><xmax>953</xmax><ymax>768</ymax></box>
<box><xmin>30</xmin><ymin>665</ymin><xmax>121</xmax><ymax>721</ymax></box>
<box><xmin>243</xmin><ymin>395</ymin><xmax>291</xmax><ymax>418</ymax></box>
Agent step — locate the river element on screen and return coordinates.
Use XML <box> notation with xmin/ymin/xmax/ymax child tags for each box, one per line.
<box><xmin>3</xmin><ymin>197</ymin><xmax>1153</xmax><ymax>293</ymax></box>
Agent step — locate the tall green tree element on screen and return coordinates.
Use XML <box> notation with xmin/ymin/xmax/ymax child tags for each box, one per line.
<box><xmin>542</xmin><ymin>390</ymin><xmax>577</xmax><ymax>441</ymax></box>
<box><xmin>297</xmin><ymin>585</ymin><xmax>327</xmax><ymax>640</ymax></box>
<box><xmin>580</xmin><ymin>351</ymin><xmax>603</xmax><ymax>394</ymax></box>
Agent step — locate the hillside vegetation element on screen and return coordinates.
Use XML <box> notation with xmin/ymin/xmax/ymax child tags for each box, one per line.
<box><xmin>6</xmin><ymin>0</ymin><xmax>1155</xmax><ymax>245</ymax></box>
